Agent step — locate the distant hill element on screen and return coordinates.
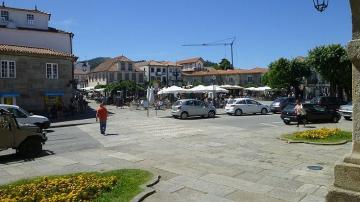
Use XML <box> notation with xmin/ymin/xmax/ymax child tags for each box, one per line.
<box><xmin>79</xmin><ymin>57</ymin><xmax>111</xmax><ymax>70</ymax></box>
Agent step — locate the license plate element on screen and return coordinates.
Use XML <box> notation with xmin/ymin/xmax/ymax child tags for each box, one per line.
<box><xmin>284</xmin><ymin>117</ymin><xmax>290</xmax><ymax>121</ymax></box>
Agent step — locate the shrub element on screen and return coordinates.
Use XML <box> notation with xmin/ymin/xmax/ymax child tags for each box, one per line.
<box><xmin>0</xmin><ymin>174</ymin><xmax>117</xmax><ymax>202</ymax></box>
<box><xmin>294</xmin><ymin>128</ymin><xmax>341</xmax><ymax>139</ymax></box>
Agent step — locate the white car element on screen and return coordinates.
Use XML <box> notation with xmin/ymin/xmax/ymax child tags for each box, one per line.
<box><xmin>0</xmin><ymin>104</ymin><xmax>50</xmax><ymax>129</ymax></box>
<box><xmin>225</xmin><ymin>98</ymin><xmax>270</xmax><ymax>116</ymax></box>
<box><xmin>339</xmin><ymin>101</ymin><xmax>352</xmax><ymax>120</ymax></box>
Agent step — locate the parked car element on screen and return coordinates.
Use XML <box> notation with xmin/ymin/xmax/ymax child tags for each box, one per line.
<box><xmin>270</xmin><ymin>97</ymin><xmax>296</xmax><ymax>113</ymax></box>
<box><xmin>0</xmin><ymin>109</ymin><xmax>47</xmax><ymax>157</ymax></box>
<box><xmin>310</xmin><ymin>96</ymin><xmax>341</xmax><ymax>110</ymax></box>
<box><xmin>171</xmin><ymin>99</ymin><xmax>216</xmax><ymax>119</ymax></box>
<box><xmin>225</xmin><ymin>98</ymin><xmax>270</xmax><ymax>116</ymax></box>
<box><xmin>339</xmin><ymin>101</ymin><xmax>352</xmax><ymax>120</ymax></box>
<box><xmin>280</xmin><ymin>103</ymin><xmax>341</xmax><ymax>125</ymax></box>
<box><xmin>0</xmin><ymin>104</ymin><xmax>50</xmax><ymax>129</ymax></box>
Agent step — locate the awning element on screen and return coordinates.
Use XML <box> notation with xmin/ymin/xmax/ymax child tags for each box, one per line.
<box><xmin>44</xmin><ymin>91</ymin><xmax>64</xmax><ymax>96</ymax></box>
<box><xmin>0</xmin><ymin>92</ymin><xmax>20</xmax><ymax>97</ymax></box>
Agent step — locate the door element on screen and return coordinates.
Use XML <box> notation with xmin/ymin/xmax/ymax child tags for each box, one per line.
<box><xmin>246</xmin><ymin>100</ymin><xmax>259</xmax><ymax>114</ymax></box>
<box><xmin>308</xmin><ymin>105</ymin><xmax>327</xmax><ymax>121</ymax></box>
<box><xmin>0</xmin><ymin>115</ymin><xmax>14</xmax><ymax>149</ymax></box>
<box><xmin>185</xmin><ymin>100</ymin><xmax>196</xmax><ymax>116</ymax></box>
<box><xmin>197</xmin><ymin>101</ymin><xmax>208</xmax><ymax>116</ymax></box>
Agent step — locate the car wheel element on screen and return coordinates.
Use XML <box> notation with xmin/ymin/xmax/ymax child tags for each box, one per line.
<box><xmin>18</xmin><ymin>138</ymin><xmax>42</xmax><ymax>158</ymax></box>
<box><xmin>208</xmin><ymin>111</ymin><xmax>215</xmax><ymax>118</ymax></box>
<box><xmin>180</xmin><ymin>112</ymin><xmax>188</xmax><ymax>119</ymax></box>
<box><xmin>261</xmin><ymin>108</ymin><xmax>268</xmax><ymax>115</ymax></box>
<box><xmin>234</xmin><ymin>109</ymin><xmax>242</xmax><ymax>116</ymax></box>
<box><xmin>333</xmin><ymin>116</ymin><xmax>340</xmax><ymax>123</ymax></box>
<box><xmin>284</xmin><ymin>120</ymin><xmax>291</xmax><ymax>125</ymax></box>
<box><xmin>344</xmin><ymin>116</ymin><xmax>351</xmax><ymax>121</ymax></box>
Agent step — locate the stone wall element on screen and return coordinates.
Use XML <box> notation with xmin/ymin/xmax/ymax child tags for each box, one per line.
<box><xmin>0</xmin><ymin>54</ymin><xmax>73</xmax><ymax>112</ymax></box>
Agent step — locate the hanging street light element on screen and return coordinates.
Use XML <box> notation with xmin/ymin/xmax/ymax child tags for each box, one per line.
<box><xmin>312</xmin><ymin>0</ymin><xmax>329</xmax><ymax>12</ymax></box>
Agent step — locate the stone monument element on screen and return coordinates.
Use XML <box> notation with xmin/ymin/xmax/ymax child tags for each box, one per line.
<box><xmin>326</xmin><ymin>0</ymin><xmax>360</xmax><ymax>201</ymax></box>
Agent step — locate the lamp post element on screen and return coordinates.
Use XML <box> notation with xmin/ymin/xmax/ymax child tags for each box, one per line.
<box><xmin>312</xmin><ymin>0</ymin><xmax>329</xmax><ymax>12</ymax></box>
<box><xmin>212</xmin><ymin>75</ymin><xmax>216</xmax><ymax>107</ymax></box>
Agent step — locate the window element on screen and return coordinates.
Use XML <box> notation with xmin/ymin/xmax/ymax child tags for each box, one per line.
<box><xmin>162</xmin><ymin>68</ymin><xmax>166</xmax><ymax>73</ymax></box>
<box><xmin>27</xmin><ymin>14</ymin><xmax>34</xmax><ymax>24</ymax></box>
<box><xmin>128</xmin><ymin>63</ymin><xmax>133</xmax><ymax>71</ymax></box>
<box><xmin>121</xmin><ymin>62</ymin><xmax>126</xmax><ymax>71</ymax></box>
<box><xmin>0</xmin><ymin>61</ymin><xmax>16</xmax><ymax>78</ymax></box>
<box><xmin>247</xmin><ymin>75</ymin><xmax>253</xmax><ymax>83</ymax></box>
<box><xmin>151</xmin><ymin>68</ymin><xmax>154</xmax><ymax>73</ymax></box>
<box><xmin>1</xmin><ymin>10</ymin><xmax>9</xmax><ymax>21</ymax></box>
<box><xmin>236</xmin><ymin>100</ymin><xmax>247</xmax><ymax>104</ymax></box>
<box><xmin>125</xmin><ymin>73</ymin><xmax>129</xmax><ymax>80</ymax></box>
<box><xmin>246</xmin><ymin>100</ymin><xmax>258</xmax><ymax>105</ymax></box>
<box><xmin>7</xmin><ymin>108</ymin><xmax>27</xmax><ymax>118</ymax></box>
<box><xmin>46</xmin><ymin>63</ymin><xmax>58</xmax><ymax>79</ymax></box>
<box><xmin>157</xmin><ymin>68</ymin><xmax>161</xmax><ymax>72</ymax></box>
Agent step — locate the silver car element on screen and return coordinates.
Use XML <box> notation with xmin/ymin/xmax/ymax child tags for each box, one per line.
<box><xmin>171</xmin><ymin>99</ymin><xmax>216</xmax><ymax>119</ymax></box>
<box><xmin>339</xmin><ymin>101</ymin><xmax>352</xmax><ymax>120</ymax></box>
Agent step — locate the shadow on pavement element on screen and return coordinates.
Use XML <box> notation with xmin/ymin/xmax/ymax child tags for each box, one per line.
<box><xmin>0</xmin><ymin>150</ymin><xmax>55</xmax><ymax>165</ymax></box>
<box><xmin>50</xmin><ymin>122</ymin><xmax>94</xmax><ymax>129</ymax></box>
<box><xmin>105</xmin><ymin>133</ymin><xmax>119</xmax><ymax>136</ymax></box>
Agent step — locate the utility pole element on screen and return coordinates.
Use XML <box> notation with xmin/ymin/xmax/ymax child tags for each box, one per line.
<box><xmin>182</xmin><ymin>37</ymin><xmax>236</xmax><ymax>68</ymax></box>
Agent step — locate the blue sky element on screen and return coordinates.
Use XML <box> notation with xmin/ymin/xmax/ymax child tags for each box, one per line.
<box><xmin>8</xmin><ymin>0</ymin><xmax>352</xmax><ymax>68</ymax></box>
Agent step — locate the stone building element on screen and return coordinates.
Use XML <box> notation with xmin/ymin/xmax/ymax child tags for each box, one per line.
<box><xmin>177</xmin><ymin>57</ymin><xmax>205</xmax><ymax>71</ymax></box>
<box><xmin>182</xmin><ymin>67</ymin><xmax>268</xmax><ymax>86</ymax></box>
<box><xmin>0</xmin><ymin>44</ymin><xmax>77</xmax><ymax>112</ymax></box>
<box><xmin>0</xmin><ymin>4</ymin><xmax>76</xmax><ymax>112</ymax></box>
<box><xmin>87</xmin><ymin>56</ymin><xmax>144</xmax><ymax>87</ymax></box>
<box><xmin>135</xmin><ymin>60</ymin><xmax>182</xmax><ymax>87</ymax></box>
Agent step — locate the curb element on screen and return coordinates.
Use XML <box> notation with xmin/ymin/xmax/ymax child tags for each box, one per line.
<box><xmin>279</xmin><ymin>137</ymin><xmax>351</xmax><ymax>145</ymax></box>
<box><xmin>132</xmin><ymin>175</ymin><xmax>161</xmax><ymax>202</ymax></box>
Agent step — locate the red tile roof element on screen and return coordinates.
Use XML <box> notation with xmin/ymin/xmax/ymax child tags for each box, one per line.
<box><xmin>177</xmin><ymin>57</ymin><xmax>204</xmax><ymax>64</ymax></box>
<box><xmin>92</xmin><ymin>55</ymin><xmax>142</xmax><ymax>73</ymax></box>
<box><xmin>0</xmin><ymin>44</ymin><xmax>77</xmax><ymax>60</ymax></box>
<box><xmin>182</xmin><ymin>67</ymin><xmax>268</xmax><ymax>76</ymax></box>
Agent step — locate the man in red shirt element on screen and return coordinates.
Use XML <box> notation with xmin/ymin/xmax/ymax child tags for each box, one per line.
<box><xmin>96</xmin><ymin>102</ymin><xmax>108</xmax><ymax>135</ymax></box>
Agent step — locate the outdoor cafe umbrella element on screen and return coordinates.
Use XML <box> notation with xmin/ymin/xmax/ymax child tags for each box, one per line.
<box><xmin>157</xmin><ymin>85</ymin><xmax>187</xmax><ymax>95</ymax></box>
<box><xmin>204</xmin><ymin>85</ymin><xmax>229</xmax><ymax>93</ymax></box>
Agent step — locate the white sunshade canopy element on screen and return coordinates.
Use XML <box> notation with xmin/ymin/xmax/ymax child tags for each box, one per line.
<box><xmin>245</xmin><ymin>86</ymin><xmax>271</xmax><ymax>91</ymax></box>
<box><xmin>157</xmin><ymin>86</ymin><xmax>188</xmax><ymax>95</ymax></box>
<box><xmin>220</xmin><ymin>85</ymin><xmax>244</xmax><ymax>90</ymax></box>
<box><xmin>189</xmin><ymin>85</ymin><xmax>229</xmax><ymax>93</ymax></box>
<box><xmin>94</xmin><ymin>88</ymin><xmax>106</xmax><ymax>92</ymax></box>
<box><xmin>80</xmin><ymin>86</ymin><xmax>95</xmax><ymax>91</ymax></box>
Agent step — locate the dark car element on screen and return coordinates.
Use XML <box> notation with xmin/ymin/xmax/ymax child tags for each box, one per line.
<box><xmin>310</xmin><ymin>96</ymin><xmax>341</xmax><ymax>110</ymax></box>
<box><xmin>280</xmin><ymin>103</ymin><xmax>341</xmax><ymax>125</ymax></box>
<box><xmin>270</xmin><ymin>97</ymin><xmax>296</xmax><ymax>113</ymax></box>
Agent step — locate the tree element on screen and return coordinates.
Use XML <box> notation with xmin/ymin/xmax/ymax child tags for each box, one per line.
<box><xmin>263</xmin><ymin>58</ymin><xmax>310</xmax><ymax>99</ymax></box>
<box><xmin>307</xmin><ymin>44</ymin><xmax>352</xmax><ymax>100</ymax></box>
<box><xmin>217</xmin><ymin>58</ymin><xmax>232</xmax><ymax>70</ymax></box>
<box><xmin>203</xmin><ymin>60</ymin><xmax>218</xmax><ymax>67</ymax></box>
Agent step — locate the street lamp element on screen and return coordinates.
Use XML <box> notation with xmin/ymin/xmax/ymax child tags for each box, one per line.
<box><xmin>212</xmin><ymin>75</ymin><xmax>216</xmax><ymax>106</ymax></box>
<box><xmin>312</xmin><ymin>0</ymin><xmax>329</xmax><ymax>12</ymax></box>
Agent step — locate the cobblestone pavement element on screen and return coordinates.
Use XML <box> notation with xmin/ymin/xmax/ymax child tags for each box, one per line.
<box><xmin>0</xmin><ymin>102</ymin><xmax>353</xmax><ymax>202</ymax></box>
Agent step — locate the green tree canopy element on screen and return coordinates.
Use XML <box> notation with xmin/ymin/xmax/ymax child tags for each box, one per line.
<box><xmin>102</xmin><ymin>80</ymin><xmax>144</xmax><ymax>94</ymax></box>
<box><xmin>307</xmin><ymin>44</ymin><xmax>352</xmax><ymax>99</ymax></box>
<box><xmin>263</xmin><ymin>58</ymin><xmax>310</xmax><ymax>99</ymax></box>
<box><xmin>216</xmin><ymin>58</ymin><xmax>232</xmax><ymax>70</ymax></box>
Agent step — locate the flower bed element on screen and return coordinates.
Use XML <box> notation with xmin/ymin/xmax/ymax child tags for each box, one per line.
<box><xmin>282</xmin><ymin>128</ymin><xmax>352</xmax><ymax>144</ymax></box>
<box><xmin>0</xmin><ymin>169</ymin><xmax>152</xmax><ymax>202</ymax></box>
<box><xmin>294</xmin><ymin>128</ymin><xmax>341</xmax><ymax>139</ymax></box>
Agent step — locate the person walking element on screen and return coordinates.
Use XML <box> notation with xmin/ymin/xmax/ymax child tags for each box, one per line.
<box><xmin>96</xmin><ymin>102</ymin><xmax>108</xmax><ymax>135</ymax></box>
<box><xmin>294</xmin><ymin>99</ymin><xmax>306</xmax><ymax>127</ymax></box>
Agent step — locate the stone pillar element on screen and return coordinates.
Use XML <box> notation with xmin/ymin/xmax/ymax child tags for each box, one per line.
<box><xmin>326</xmin><ymin>0</ymin><xmax>360</xmax><ymax>201</ymax></box>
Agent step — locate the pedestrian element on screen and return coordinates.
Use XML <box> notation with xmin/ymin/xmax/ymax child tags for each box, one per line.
<box><xmin>96</xmin><ymin>102</ymin><xmax>108</xmax><ymax>135</ymax></box>
<box><xmin>294</xmin><ymin>99</ymin><xmax>306</xmax><ymax>127</ymax></box>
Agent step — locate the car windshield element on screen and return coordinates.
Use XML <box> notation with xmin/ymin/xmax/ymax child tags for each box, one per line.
<box><xmin>18</xmin><ymin>107</ymin><xmax>31</xmax><ymax>117</ymax></box>
<box><xmin>283</xmin><ymin>104</ymin><xmax>295</xmax><ymax>111</ymax></box>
